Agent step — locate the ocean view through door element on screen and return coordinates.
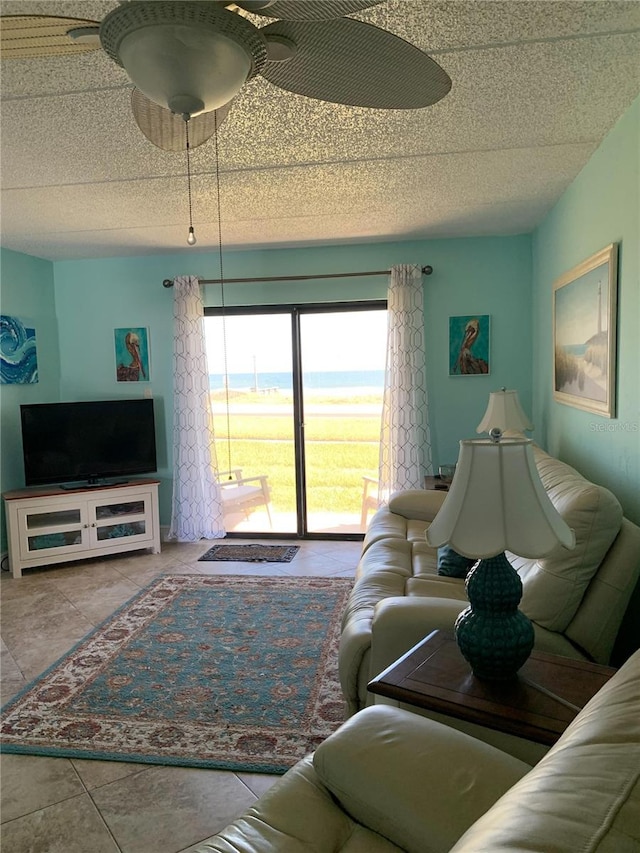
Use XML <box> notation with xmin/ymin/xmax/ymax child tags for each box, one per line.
<box><xmin>205</xmin><ymin>303</ymin><xmax>387</xmax><ymax>536</ymax></box>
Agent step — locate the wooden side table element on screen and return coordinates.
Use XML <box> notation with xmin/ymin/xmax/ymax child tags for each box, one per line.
<box><xmin>424</xmin><ymin>475</ymin><xmax>450</xmax><ymax>492</ymax></box>
<box><xmin>368</xmin><ymin>630</ymin><xmax>615</xmax><ymax>747</ymax></box>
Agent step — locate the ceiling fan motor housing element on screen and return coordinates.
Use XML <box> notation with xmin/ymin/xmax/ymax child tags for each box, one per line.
<box><xmin>100</xmin><ymin>2</ymin><xmax>268</xmax><ymax>116</ymax></box>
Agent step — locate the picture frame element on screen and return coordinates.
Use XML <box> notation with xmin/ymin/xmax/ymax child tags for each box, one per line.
<box><xmin>449</xmin><ymin>314</ymin><xmax>490</xmax><ymax>376</ymax></box>
<box><xmin>0</xmin><ymin>315</ymin><xmax>38</xmax><ymax>384</ymax></box>
<box><xmin>115</xmin><ymin>327</ymin><xmax>150</xmax><ymax>382</ymax></box>
<box><xmin>553</xmin><ymin>243</ymin><xmax>618</xmax><ymax>418</ymax></box>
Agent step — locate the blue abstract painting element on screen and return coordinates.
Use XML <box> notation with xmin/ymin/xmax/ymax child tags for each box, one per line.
<box><xmin>0</xmin><ymin>315</ymin><xmax>38</xmax><ymax>384</ymax></box>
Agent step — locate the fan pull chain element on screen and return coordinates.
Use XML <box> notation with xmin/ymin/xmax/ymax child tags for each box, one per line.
<box><xmin>213</xmin><ymin>112</ymin><xmax>233</xmax><ymax>479</ymax></box>
<box><xmin>185</xmin><ymin>119</ymin><xmax>196</xmax><ymax>246</ymax></box>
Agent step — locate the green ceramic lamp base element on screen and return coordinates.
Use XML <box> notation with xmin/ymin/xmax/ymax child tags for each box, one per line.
<box><xmin>454</xmin><ymin>551</ymin><xmax>534</xmax><ymax>680</ymax></box>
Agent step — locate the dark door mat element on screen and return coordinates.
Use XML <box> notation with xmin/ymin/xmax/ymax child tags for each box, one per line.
<box><xmin>199</xmin><ymin>544</ymin><xmax>300</xmax><ymax>563</ymax></box>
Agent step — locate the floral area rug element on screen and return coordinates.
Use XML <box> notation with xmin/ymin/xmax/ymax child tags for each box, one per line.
<box><xmin>198</xmin><ymin>544</ymin><xmax>300</xmax><ymax>562</ymax></box>
<box><xmin>1</xmin><ymin>574</ymin><xmax>352</xmax><ymax>773</ymax></box>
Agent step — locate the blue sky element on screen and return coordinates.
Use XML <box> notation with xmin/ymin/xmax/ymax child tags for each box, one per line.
<box><xmin>206</xmin><ymin>309</ymin><xmax>388</xmax><ymax>374</ymax></box>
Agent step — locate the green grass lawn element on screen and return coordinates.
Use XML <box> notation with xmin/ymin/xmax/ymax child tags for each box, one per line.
<box><xmin>213</xmin><ymin>414</ymin><xmax>379</xmax><ymax>442</ymax></box>
<box><xmin>212</xmin><ymin>408</ymin><xmax>381</xmax><ymax>514</ymax></box>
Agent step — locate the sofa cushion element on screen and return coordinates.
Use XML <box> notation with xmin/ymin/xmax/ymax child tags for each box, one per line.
<box><xmin>341</xmin><ymin>540</ymin><xmax>411</xmax><ymax>632</ymax></box>
<box><xmin>313</xmin><ymin>705</ymin><xmax>530</xmax><ymax>853</ymax></box>
<box><xmin>412</xmin><ymin>540</ymin><xmax>439</xmax><ymax>577</ymax></box>
<box><xmin>406</xmin><ymin>576</ymin><xmax>468</xmax><ymax>601</ymax></box>
<box><xmin>437</xmin><ymin>545</ymin><xmax>476</xmax><ymax>578</ymax></box>
<box><xmin>512</xmin><ymin>446</ymin><xmax>623</xmax><ymax>633</ymax></box>
<box><xmin>362</xmin><ymin>508</ymin><xmax>430</xmax><ymax>554</ymax></box>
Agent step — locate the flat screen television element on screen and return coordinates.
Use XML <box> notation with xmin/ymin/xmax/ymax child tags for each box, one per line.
<box><xmin>20</xmin><ymin>399</ymin><xmax>157</xmax><ymax>488</ymax></box>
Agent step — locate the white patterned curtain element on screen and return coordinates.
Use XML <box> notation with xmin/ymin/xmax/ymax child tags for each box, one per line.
<box><xmin>168</xmin><ymin>275</ymin><xmax>225</xmax><ymax>541</ymax></box>
<box><xmin>379</xmin><ymin>264</ymin><xmax>433</xmax><ymax>496</ymax></box>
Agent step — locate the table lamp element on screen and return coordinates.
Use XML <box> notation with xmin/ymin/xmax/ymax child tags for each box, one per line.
<box><xmin>426</xmin><ymin>432</ymin><xmax>575</xmax><ymax>680</ymax></box>
<box><xmin>476</xmin><ymin>388</ymin><xmax>533</xmax><ymax>435</ymax></box>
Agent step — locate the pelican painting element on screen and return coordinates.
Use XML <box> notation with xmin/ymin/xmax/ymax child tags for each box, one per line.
<box><xmin>449</xmin><ymin>315</ymin><xmax>490</xmax><ymax>376</ymax></box>
<box><xmin>115</xmin><ymin>327</ymin><xmax>150</xmax><ymax>382</ymax></box>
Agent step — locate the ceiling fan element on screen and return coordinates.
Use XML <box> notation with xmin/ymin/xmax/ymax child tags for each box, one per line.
<box><xmin>0</xmin><ymin>1</ymin><xmax>452</xmax><ymax>151</ymax></box>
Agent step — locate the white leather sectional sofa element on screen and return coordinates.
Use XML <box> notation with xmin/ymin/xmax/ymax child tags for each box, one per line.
<box><xmin>339</xmin><ymin>444</ymin><xmax>640</xmax><ymax>715</ymax></box>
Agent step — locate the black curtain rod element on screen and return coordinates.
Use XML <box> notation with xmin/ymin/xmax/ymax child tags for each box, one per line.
<box><xmin>162</xmin><ymin>265</ymin><xmax>433</xmax><ymax>288</ymax></box>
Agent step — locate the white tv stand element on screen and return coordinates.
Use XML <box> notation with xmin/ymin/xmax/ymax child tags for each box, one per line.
<box><xmin>3</xmin><ymin>479</ymin><xmax>161</xmax><ymax>579</ymax></box>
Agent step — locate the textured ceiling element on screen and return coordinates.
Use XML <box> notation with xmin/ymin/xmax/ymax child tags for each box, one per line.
<box><xmin>1</xmin><ymin>0</ymin><xmax>639</xmax><ymax>261</ymax></box>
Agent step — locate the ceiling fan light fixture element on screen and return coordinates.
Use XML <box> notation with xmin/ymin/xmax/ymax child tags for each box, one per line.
<box><xmin>117</xmin><ymin>25</ymin><xmax>252</xmax><ymax>116</ymax></box>
<box><xmin>167</xmin><ymin>94</ymin><xmax>205</xmax><ymax>118</ymax></box>
<box><xmin>100</xmin><ymin>2</ymin><xmax>268</xmax><ymax>115</ymax></box>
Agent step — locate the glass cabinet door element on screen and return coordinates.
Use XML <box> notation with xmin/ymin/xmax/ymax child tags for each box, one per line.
<box><xmin>89</xmin><ymin>497</ymin><xmax>149</xmax><ymax>545</ymax></box>
<box><xmin>17</xmin><ymin>505</ymin><xmax>87</xmax><ymax>557</ymax></box>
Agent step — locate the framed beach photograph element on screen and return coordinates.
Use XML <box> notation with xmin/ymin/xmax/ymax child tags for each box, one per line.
<box><xmin>449</xmin><ymin>314</ymin><xmax>490</xmax><ymax>375</ymax></box>
<box><xmin>553</xmin><ymin>243</ymin><xmax>618</xmax><ymax>417</ymax></box>
<box><xmin>115</xmin><ymin>327</ymin><xmax>150</xmax><ymax>382</ymax></box>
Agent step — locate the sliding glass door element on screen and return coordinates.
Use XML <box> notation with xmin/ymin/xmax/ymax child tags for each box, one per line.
<box><xmin>299</xmin><ymin>309</ymin><xmax>387</xmax><ymax>534</ymax></box>
<box><xmin>205</xmin><ymin>302</ymin><xmax>386</xmax><ymax>537</ymax></box>
<box><xmin>205</xmin><ymin>311</ymin><xmax>297</xmax><ymax>534</ymax></box>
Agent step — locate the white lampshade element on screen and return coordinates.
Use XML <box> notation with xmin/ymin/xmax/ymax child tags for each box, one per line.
<box><xmin>476</xmin><ymin>389</ymin><xmax>533</xmax><ymax>434</ymax></box>
<box><xmin>426</xmin><ymin>437</ymin><xmax>575</xmax><ymax>559</ymax></box>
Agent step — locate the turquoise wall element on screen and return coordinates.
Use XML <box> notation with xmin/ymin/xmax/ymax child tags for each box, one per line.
<box><xmin>0</xmin><ymin>248</ymin><xmax>59</xmax><ymax>486</ymax></box>
<box><xmin>0</xmin><ymin>248</ymin><xmax>59</xmax><ymax>546</ymax></box>
<box><xmin>0</xmin><ymin>234</ymin><xmax>531</xmax><ymax>530</ymax></box>
<box><xmin>532</xmin><ymin>96</ymin><xmax>639</xmax><ymax>525</ymax></box>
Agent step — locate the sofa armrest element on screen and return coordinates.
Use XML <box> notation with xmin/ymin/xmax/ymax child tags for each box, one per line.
<box><xmin>196</xmin><ymin>756</ymin><xmax>393</xmax><ymax>852</ymax></box>
<box><xmin>313</xmin><ymin>705</ymin><xmax>531</xmax><ymax>853</ymax></box>
<box><xmin>387</xmin><ymin>489</ymin><xmax>447</xmax><ymax>521</ymax></box>
<box><xmin>450</xmin><ymin>649</ymin><xmax>640</xmax><ymax>852</ymax></box>
<box><xmin>370</xmin><ymin>597</ymin><xmax>468</xmax><ymax>679</ymax></box>
<box><xmin>339</xmin><ymin>616</ymin><xmax>375</xmax><ymax>715</ymax></box>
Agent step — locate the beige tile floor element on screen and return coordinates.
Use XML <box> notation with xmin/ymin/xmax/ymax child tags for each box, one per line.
<box><xmin>0</xmin><ymin>537</ymin><xmax>361</xmax><ymax>853</ymax></box>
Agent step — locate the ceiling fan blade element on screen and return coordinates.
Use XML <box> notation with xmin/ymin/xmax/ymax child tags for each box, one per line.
<box><xmin>261</xmin><ymin>18</ymin><xmax>451</xmax><ymax>109</ymax></box>
<box><xmin>0</xmin><ymin>15</ymin><xmax>101</xmax><ymax>59</ymax></box>
<box><xmin>235</xmin><ymin>1</ymin><xmax>382</xmax><ymax>20</ymax></box>
<box><xmin>131</xmin><ymin>90</ymin><xmax>232</xmax><ymax>152</ymax></box>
